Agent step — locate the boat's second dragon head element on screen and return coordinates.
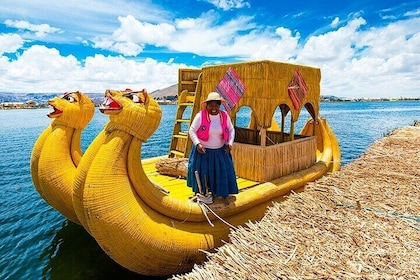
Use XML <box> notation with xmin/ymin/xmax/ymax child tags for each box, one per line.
<box><xmin>47</xmin><ymin>91</ymin><xmax>95</xmax><ymax>129</ymax></box>
<box><xmin>99</xmin><ymin>89</ymin><xmax>162</xmax><ymax>141</ymax></box>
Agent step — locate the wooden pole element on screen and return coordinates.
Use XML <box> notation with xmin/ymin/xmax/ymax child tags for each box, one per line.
<box><xmin>260</xmin><ymin>128</ymin><xmax>267</xmax><ymax>146</ymax></box>
<box><xmin>281</xmin><ymin>113</ymin><xmax>285</xmax><ymax>142</ymax></box>
<box><xmin>194</xmin><ymin>170</ymin><xmax>203</xmax><ymax>194</ymax></box>
<box><xmin>290</xmin><ymin>119</ymin><xmax>295</xmax><ymax>141</ymax></box>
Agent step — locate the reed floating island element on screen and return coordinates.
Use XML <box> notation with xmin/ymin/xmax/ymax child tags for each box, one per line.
<box><xmin>32</xmin><ymin>60</ymin><xmax>341</xmax><ymax>276</ymax></box>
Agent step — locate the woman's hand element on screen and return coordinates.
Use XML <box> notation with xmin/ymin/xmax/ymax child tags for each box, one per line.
<box><xmin>225</xmin><ymin>144</ymin><xmax>232</xmax><ymax>154</ymax></box>
<box><xmin>196</xmin><ymin>143</ymin><xmax>206</xmax><ymax>154</ymax></box>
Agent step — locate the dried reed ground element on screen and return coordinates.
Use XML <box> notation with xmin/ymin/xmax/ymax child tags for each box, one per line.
<box><xmin>172</xmin><ymin>125</ymin><xmax>420</xmax><ymax>279</ymax></box>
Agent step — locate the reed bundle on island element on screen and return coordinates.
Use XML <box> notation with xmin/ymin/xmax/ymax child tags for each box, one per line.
<box><xmin>172</xmin><ymin>125</ymin><xmax>420</xmax><ymax>279</ymax></box>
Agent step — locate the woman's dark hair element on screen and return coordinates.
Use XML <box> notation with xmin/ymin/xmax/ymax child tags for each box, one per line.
<box><xmin>206</xmin><ymin>100</ymin><xmax>221</xmax><ymax>105</ymax></box>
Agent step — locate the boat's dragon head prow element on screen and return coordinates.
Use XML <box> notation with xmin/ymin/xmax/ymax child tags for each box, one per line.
<box><xmin>48</xmin><ymin>91</ymin><xmax>95</xmax><ymax>129</ymax></box>
<box><xmin>99</xmin><ymin>89</ymin><xmax>162</xmax><ymax>140</ymax></box>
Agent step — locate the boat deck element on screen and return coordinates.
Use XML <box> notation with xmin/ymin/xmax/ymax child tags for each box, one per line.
<box><xmin>142</xmin><ymin>157</ymin><xmax>259</xmax><ymax>201</ymax></box>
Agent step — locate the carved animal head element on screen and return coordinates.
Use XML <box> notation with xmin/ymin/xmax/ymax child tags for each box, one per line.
<box><xmin>99</xmin><ymin>89</ymin><xmax>162</xmax><ymax>141</ymax></box>
<box><xmin>48</xmin><ymin>91</ymin><xmax>95</xmax><ymax>129</ymax></box>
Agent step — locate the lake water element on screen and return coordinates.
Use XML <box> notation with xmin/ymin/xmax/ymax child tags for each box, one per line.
<box><xmin>0</xmin><ymin>100</ymin><xmax>419</xmax><ymax>279</ymax></box>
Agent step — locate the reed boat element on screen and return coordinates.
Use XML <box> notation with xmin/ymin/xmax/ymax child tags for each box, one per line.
<box><xmin>72</xmin><ymin>60</ymin><xmax>341</xmax><ymax>276</ymax></box>
<box><xmin>30</xmin><ymin>92</ymin><xmax>94</xmax><ymax>224</ymax></box>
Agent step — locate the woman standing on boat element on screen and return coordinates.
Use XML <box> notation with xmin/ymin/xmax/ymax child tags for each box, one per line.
<box><xmin>187</xmin><ymin>92</ymin><xmax>238</xmax><ymax>205</ymax></box>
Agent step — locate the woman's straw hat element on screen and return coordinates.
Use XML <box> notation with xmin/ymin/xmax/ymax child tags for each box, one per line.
<box><xmin>202</xmin><ymin>92</ymin><xmax>226</xmax><ymax>104</ymax></box>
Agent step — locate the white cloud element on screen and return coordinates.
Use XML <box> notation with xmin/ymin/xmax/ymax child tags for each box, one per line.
<box><xmin>0</xmin><ymin>0</ymin><xmax>173</xmax><ymax>44</ymax></box>
<box><xmin>331</xmin><ymin>17</ymin><xmax>340</xmax><ymax>27</ymax></box>
<box><xmin>295</xmin><ymin>17</ymin><xmax>420</xmax><ymax>98</ymax></box>
<box><xmin>113</xmin><ymin>15</ymin><xmax>176</xmax><ymax>46</ymax></box>
<box><xmin>0</xmin><ymin>33</ymin><xmax>24</xmax><ymax>53</ymax></box>
<box><xmin>94</xmin><ymin>13</ymin><xmax>266</xmax><ymax>57</ymax></box>
<box><xmin>203</xmin><ymin>0</ymin><xmax>250</xmax><ymax>11</ymax></box>
<box><xmin>0</xmin><ymin>45</ymin><xmax>185</xmax><ymax>93</ymax></box>
<box><xmin>4</xmin><ymin>19</ymin><xmax>62</xmax><ymax>37</ymax></box>
<box><xmin>169</xmin><ymin>13</ymin><xmax>260</xmax><ymax>57</ymax></box>
<box><xmin>298</xmin><ymin>17</ymin><xmax>367</xmax><ymax>64</ymax></box>
<box><xmin>250</xmin><ymin>27</ymin><xmax>300</xmax><ymax>61</ymax></box>
<box><xmin>176</xmin><ymin>18</ymin><xmax>197</xmax><ymax>29</ymax></box>
<box><xmin>355</xmin><ymin>17</ymin><xmax>419</xmax><ymax>59</ymax></box>
<box><xmin>111</xmin><ymin>42</ymin><xmax>144</xmax><ymax>57</ymax></box>
<box><xmin>3</xmin><ymin>45</ymin><xmax>80</xmax><ymax>84</ymax></box>
<box><xmin>404</xmin><ymin>8</ymin><xmax>420</xmax><ymax>17</ymax></box>
<box><xmin>0</xmin><ymin>2</ymin><xmax>418</xmax><ymax>98</ymax></box>
<box><xmin>92</xmin><ymin>15</ymin><xmax>177</xmax><ymax>56</ymax></box>
<box><xmin>93</xmin><ymin>36</ymin><xmax>145</xmax><ymax>56</ymax></box>
<box><xmin>168</xmin><ymin>12</ymin><xmax>300</xmax><ymax>59</ymax></box>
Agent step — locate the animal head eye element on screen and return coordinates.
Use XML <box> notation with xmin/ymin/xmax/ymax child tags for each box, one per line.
<box><xmin>123</xmin><ymin>92</ymin><xmax>144</xmax><ymax>103</ymax></box>
<box><xmin>61</xmin><ymin>93</ymin><xmax>76</xmax><ymax>103</ymax></box>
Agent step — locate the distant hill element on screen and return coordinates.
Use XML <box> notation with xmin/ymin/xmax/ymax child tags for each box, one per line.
<box><xmin>0</xmin><ymin>84</ymin><xmax>178</xmax><ymax>105</ymax></box>
<box><xmin>150</xmin><ymin>84</ymin><xmax>177</xmax><ymax>98</ymax></box>
<box><xmin>0</xmin><ymin>91</ymin><xmax>103</xmax><ymax>104</ymax></box>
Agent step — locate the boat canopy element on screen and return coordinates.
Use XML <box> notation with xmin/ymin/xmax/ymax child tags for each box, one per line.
<box><xmin>200</xmin><ymin>60</ymin><xmax>321</xmax><ymax>128</ymax></box>
<box><xmin>169</xmin><ymin>60</ymin><xmax>321</xmax><ymax>159</ymax></box>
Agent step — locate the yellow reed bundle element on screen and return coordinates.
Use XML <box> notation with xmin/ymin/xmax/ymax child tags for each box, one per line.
<box><xmin>232</xmin><ymin>136</ymin><xmax>316</xmax><ymax>182</ymax></box>
<box><xmin>155</xmin><ymin>157</ymin><xmax>188</xmax><ymax>178</ymax></box>
<box><xmin>172</xmin><ymin>125</ymin><xmax>420</xmax><ymax>280</ymax></box>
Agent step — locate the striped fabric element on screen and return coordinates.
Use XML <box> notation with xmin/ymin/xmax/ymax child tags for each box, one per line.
<box><xmin>215</xmin><ymin>67</ymin><xmax>246</xmax><ymax>111</ymax></box>
<box><xmin>288</xmin><ymin>69</ymin><xmax>308</xmax><ymax>110</ymax></box>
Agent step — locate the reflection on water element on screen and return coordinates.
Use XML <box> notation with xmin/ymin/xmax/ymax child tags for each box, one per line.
<box><xmin>40</xmin><ymin>220</ymin><xmax>166</xmax><ymax>280</ymax></box>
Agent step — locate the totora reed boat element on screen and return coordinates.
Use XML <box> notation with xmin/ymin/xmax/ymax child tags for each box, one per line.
<box><xmin>30</xmin><ymin>91</ymin><xmax>94</xmax><ymax>225</ymax></box>
<box><xmin>32</xmin><ymin>60</ymin><xmax>341</xmax><ymax>276</ymax></box>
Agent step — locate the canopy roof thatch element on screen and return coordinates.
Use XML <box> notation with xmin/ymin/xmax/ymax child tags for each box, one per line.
<box><xmin>200</xmin><ymin>60</ymin><xmax>321</xmax><ymax>128</ymax></box>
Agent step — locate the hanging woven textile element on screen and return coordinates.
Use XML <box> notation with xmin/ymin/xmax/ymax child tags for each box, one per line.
<box><xmin>287</xmin><ymin>69</ymin><xmax>308</xmax><ymax>110</ymax></box>
<box><xmin>215</xmin><ymin>67</ymin><xmax>246</xmax><ymax>111</ymax></box>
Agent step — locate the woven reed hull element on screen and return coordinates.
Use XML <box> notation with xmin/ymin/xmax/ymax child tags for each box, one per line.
<box><xmin>31</xmin><ymin>125</ymin><xmax>81</xmax><ymax>223</ymax></box>
<box><xmin>75</xmin><ymin>118</ymin><xmax>339</xmax><ymax>276</ymax></box>
<box><xmin>30</xmin><ymin>92</ymin><xmax>95</xmax><ymax>225</ymax></box>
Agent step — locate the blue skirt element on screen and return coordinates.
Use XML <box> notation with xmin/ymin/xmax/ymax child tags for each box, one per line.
<box><xmin>187</xmin><ymin>145</ymin><xmax>238</xmax><ymax>198</ymax></box>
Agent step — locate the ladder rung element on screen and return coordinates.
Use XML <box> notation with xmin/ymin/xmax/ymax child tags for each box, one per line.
<box><xmin>173</xmin><ymin>134</ymin><xmax>188</xmax><ymax>139</ymax></box>
<box><xmin>169</xmin><ymin>150</ymin><xmax>185</xmax><ymax>157</ymax></box>
<box><xmin>179</xmin><ymin>102</ymin><xmax>193</xmax><ymax>106</ymax></box>
<box><xmin>185</xmin><ymin>95</ymin><xmax>195</xmax><ymax>103</ymax></box>
<box><xmin>176</xmin><ymin>119</ymin><xmax>190</xmax><ymax>123</ymax></box>
<box><xmin>181</xmin><ymin>80</ymin><xmax>198</xmax><ymax>85</ymax></box>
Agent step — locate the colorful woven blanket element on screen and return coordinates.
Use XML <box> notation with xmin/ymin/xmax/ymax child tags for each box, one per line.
<box><xmin>288</xmin><ymin>69</ymin><xmax>308</xmax><ymax>110</ymax></box>
<box><xmin>216</xmin><ymin>67</ymin><xmax>246</xmax><ymax>111</ymax></box>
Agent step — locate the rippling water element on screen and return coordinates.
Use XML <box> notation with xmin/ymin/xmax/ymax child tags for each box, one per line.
<box><xmin>0</xmin><ymin>100</ymin><xmax>419</xmax><ymax>279</ymax></box>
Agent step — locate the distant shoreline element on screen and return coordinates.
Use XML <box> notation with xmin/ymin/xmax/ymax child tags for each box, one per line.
<box><xmin>320</xmin><ymin>96</ymin><xmax>420</xmax><ymax>102</ymax></box>
<box><xmin>1</xmin><ymin>97</ymin><xmax>419</xmax><ymax>110</ymax></box>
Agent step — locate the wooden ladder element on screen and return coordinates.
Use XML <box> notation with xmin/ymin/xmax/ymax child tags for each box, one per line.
<box><xmin>168</xmin><ymin>68</ymin><xmax>202</xmax><ymax>158</ymax></box>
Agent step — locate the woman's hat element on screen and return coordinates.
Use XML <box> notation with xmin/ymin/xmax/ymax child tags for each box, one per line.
<box><xmin>202</xmin><ymin>92</ymin><xmax>226</xmax><ymax>104</ymax></box>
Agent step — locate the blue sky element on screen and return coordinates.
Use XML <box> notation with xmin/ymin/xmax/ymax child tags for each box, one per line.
<box><xmin>0</xmin><ymin>0</ymin><xmax>419</xmax><ymax>98</ymax></box>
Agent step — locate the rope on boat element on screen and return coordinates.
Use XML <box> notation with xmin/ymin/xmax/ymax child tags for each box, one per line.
<box><xmin>199</xmin><ymin>202</ymin><xmax>238</xmax><ymax>230</ymax></box>
<box><xmin>191</xmin><ymin>193</ymin><xmax>214</xmax><ymax>226</ymax></box>
<box><xmin>192</xmin><ymin>170</ymin><xmax>238</xmax><ymax>229</ymax></box>
<box><xmin>190</xmin><ymin>193</ymin><xmax>238</xmax><ymax>229</ymax></box>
